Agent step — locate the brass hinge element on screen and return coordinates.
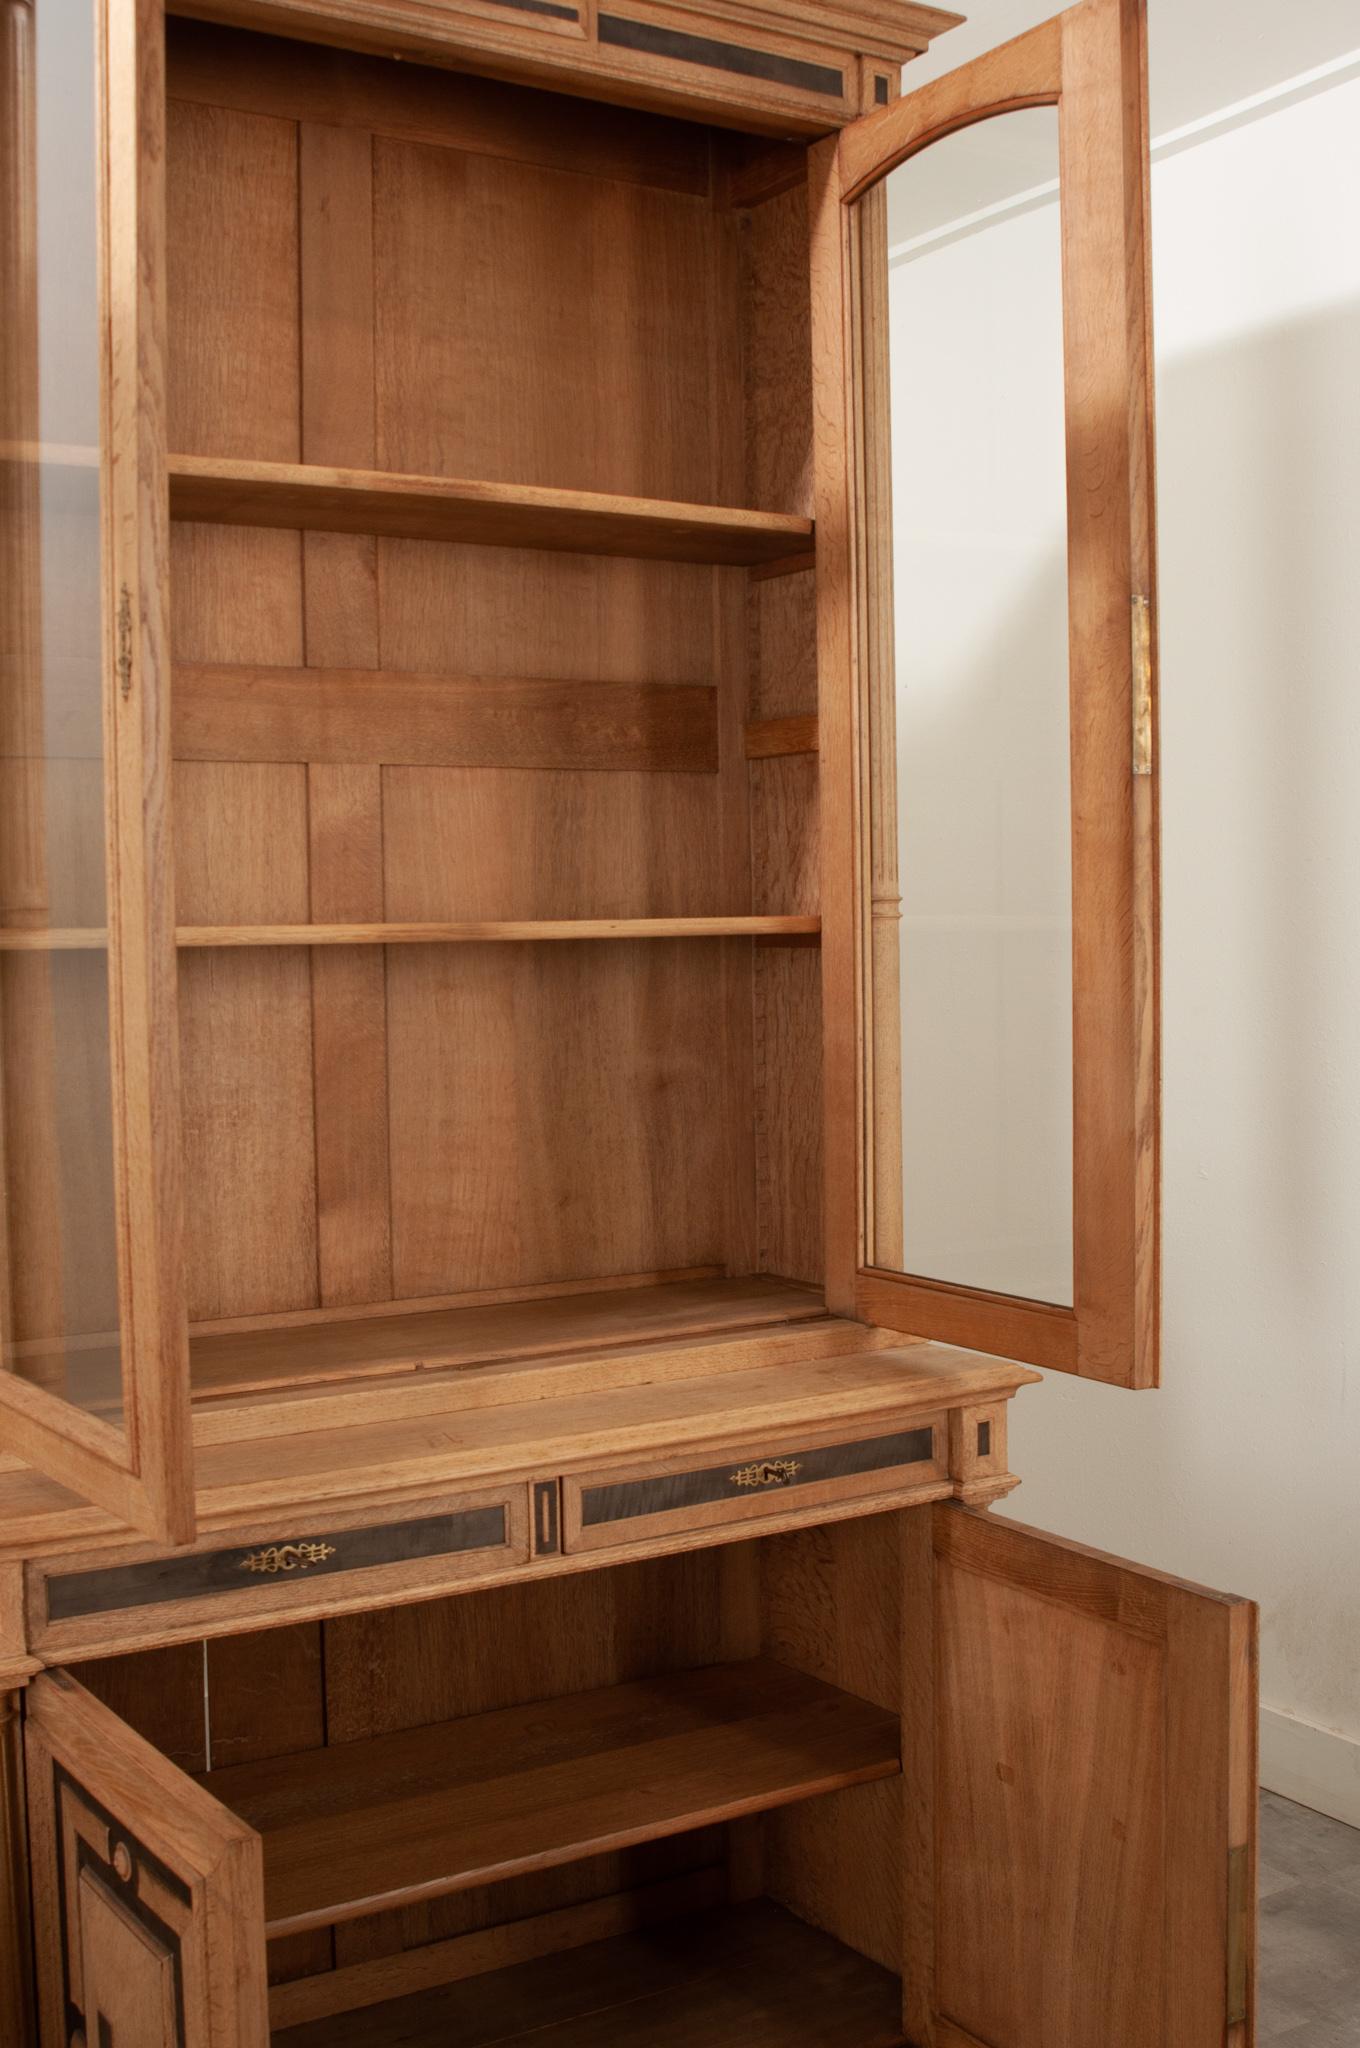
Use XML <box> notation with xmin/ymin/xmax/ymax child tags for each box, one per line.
<box><xmin>1131</xmin><ymin>594</ymin><xmax>1153</xmax><ymax>776</ymax></box>
<box><xmin>1226</xmin><ymin>1841</ymin><xmax>1250</xmax><ymax>2025</ymax></box>
<box><xmin>116</xmin><ymin>584</ymin><xmax>134</xmax><ymax>699</ymax></box>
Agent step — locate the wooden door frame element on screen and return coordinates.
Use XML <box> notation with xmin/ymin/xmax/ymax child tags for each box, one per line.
<box><xmin>25</xmin><ymin>1668</ymin><xmax>268</xmax><ymax>2047</ymax></box>
<box><xmin>0</xmin><ymin>0</ymin><xmax>192</xmax><ymax>1539</ymax></box>
<box><xmin>901</xmin><ymin>1506</ymin><xmax>1257</xmax><ymax>2047</ymax></box>
<box><xmin>813</xmin><ymin>0</ymin><xmax>1160</xmax><ymax>1386</ymax></box>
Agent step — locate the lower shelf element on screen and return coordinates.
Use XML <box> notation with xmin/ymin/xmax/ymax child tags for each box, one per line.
<box><xmin>271</xmin><ymin>1901</ymin><xmax>904</xmax><ymax>2047</ymax></box>
<box><xmin>201</xmin><ymin>1658</ymin><xmax>899</xmax><ymax>1937</ymax></box>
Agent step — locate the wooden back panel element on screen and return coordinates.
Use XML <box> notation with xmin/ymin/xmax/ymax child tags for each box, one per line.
<box><xmin>160</xmin><ymin>25</ymin><xmax>829</xmax><ymax>1323</ymax></box>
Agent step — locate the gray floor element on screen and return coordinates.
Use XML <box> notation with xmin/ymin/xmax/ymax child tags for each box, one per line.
<box><xmin>1260</xmin><ymin>1790</ymin><xmax>1360</xmax><ymax>2044</ymax></box>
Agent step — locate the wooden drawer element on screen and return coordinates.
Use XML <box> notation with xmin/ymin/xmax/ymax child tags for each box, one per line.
<box><xmin>26</xmin><ymin>1488</ymin><xmax>529</xmax><ymax>1660</ymax></box>
<box><xmin>562</xmin><ymin>1418</ymin><xmax>945</xmax><ymax>1552</ymax></box>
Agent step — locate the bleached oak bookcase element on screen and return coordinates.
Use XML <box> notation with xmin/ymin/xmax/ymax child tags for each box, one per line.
<box><xmin>0</xmin><ymin>0</ymin><xmax>1257</xmax><ymax>2040</ymax></box>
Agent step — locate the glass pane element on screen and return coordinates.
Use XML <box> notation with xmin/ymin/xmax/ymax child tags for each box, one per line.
<box><xmin>866</xmin><ymin>109</ymin><xmax>1073</xmax><ymax>1306</ymax></box>
<box><xmin>1</xmin><ymin>0</ymin><xmax>124</xmax><ymax>1419</ymax></box>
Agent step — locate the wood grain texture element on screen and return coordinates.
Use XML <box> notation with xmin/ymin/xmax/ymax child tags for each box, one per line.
<box><xmin>200</xmin><ymin>1658</ymin><xmax>897</xmax><ymax>1937</ymax></box>
<box><xmin>174</xmin><ymin>665</ymin><xmax>720</xmax><ymax>773</ymax></box>
<box><xmin>821</xmin><ymin>0</ymin><xmax>1160</xmax><ymax>1383</ymax></box>
<box><xmin>0</xmin><ymin>1691</ymin><xmax>34</xmax><ymax>2046</ymax></box>
<box><xmin>25</xmin><ymin>1667</ymin><xmax>268</xmax><ymax>2047</ymax></box>
<box><xmin>855</xmin><ymin>182</ymin><xmax>903</xmax><ymax>1271</ymax></box>
<box><xmin>563</xmin><ymin>1421</ymin><xmax>940</xmax><ymax>1554</ymax></box>
<box><xmin>809</xmin><ymin>132</ymin><xmax>860</xmax><ymax>1314</ymax></box>
<box><xmin>83</xmin><ymin>0</ymin><xmax>193</xmax><ymax>1537</ymax></box>
<box><xmin>166</xmin><ymin>99</ymin><xmax>299</xmax><ymax>462</ymax></box>
<box><xmin>930</xmin><ymin>1507</ymin><xmax>1256</xmax><ymax>2048</ymax></box>
<box><xmin>205</xmin><ymin>1623</ymin><xmax>332</xmax><ymax>1985</ymax></box>
<box><xmin>174</xmin><ymin>763</ymin><xmax>318</xmax><ymax>1320</ymax></box>
<box><xmin>759</xmin><ymin>1513</ymin><xmax>907</xmax><ymax>1972</ymax></box>
<box><xmin>838</xmin><ymin>13</ymin><xmax>1062</xmax><ymax>201</ymax></box>
<box><xmin>272</xmin><ymin>1900</ymin><xmax>904</xmax><ymax>2048</ymax></box>
<box><xmin>297</xmin><ymin>118</ymin><xmax>390</xmax><ymax>1317</ymax></box>
<box><xmin>0</xmin><ymin>1343</ymin><xmax>1032</xmax><ymax>1560</ymax></box>
<box><xmin>267</xmin><ymin>1869</ymin><xmax>727</xmax><ymax>2030</ymax></box>
<box><xmin>385</xmin><ymin>939</ymin><xmax>729</xmax><ymax>1297</ymax></box>
<box><xmin>33</xmin><ymin>1488</ymin><xmax>527</xmax><ymax>1663</ymax></box>
<box><xmin>189</xmin><ymin>1276</ymin><xmax>826</xmax><ymax>1400</ymax></box>
<box><xmin>169</xmin><ymin>454</ymin><xmax>814</xmax><ymax>565</ymax></box>
<box><xmin>745</xmin><ymin>713</ymin><xmax>818</xmax><ymax>758</ymax></box>
<box><xmin>1058</xmin><ymin>0</ymin><xmax>1161</xmax><ymax>1386</ymax></box>
<box><xmin>177</xmin><ymin>916</ymin><xmax>818</xmax><ymax>946</ymax></box>
<box><xmin>320</xmin><ymin>1547</ymin><xmax>735</xmax><ymax>1970</ymax></box>
<box><xmin>164</xmin><ymin>18</ymin><xmax>715</xmax><ymax>194</ymax></box>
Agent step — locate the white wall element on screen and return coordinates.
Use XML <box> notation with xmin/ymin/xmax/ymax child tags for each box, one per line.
<box><xmin>888</xmin><ymin>13</ymin><xmax>1360</xmax><ymax>1820</ymax></box>
<box><xmin>1014</xmin><ymin>65</ymin><xmax>1360</xmax><ymax>1824</ymax></box>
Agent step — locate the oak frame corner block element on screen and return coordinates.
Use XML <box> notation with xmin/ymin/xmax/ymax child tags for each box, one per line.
<box><xmin>813</xmin><ymin>0</ymin><xmax>1162</xmax><ymax>1389</ymax></box>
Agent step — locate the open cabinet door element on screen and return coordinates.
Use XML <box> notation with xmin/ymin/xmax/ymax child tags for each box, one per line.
<box><xmin>24</xmin><ymin>1668</ymin><xmax>268</xmax><ymax>2047</ymax></box>
<box><xmin>904</xmin><ymin>1506</ymin><xmax>1257</xmax><ymax>2048</ymax></box>
<box><xmin>814</xmin><ymin>0</ymin><xmax>1161</xmax><ymax>1386</ymax></box>
<box><xmin>0</xmin><ymin>0</ymin><xmax>193</xmax><ymax>1537</ymax></box>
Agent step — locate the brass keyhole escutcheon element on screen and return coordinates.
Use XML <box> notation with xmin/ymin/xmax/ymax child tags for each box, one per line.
<box><xmin>730</xmin><ymin>1457</ymin><xmax>802</xmax><ymax>1490</ymax></box>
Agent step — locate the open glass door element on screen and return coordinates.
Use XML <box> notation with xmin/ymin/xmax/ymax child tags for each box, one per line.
<box><xmin>1</xmin><ymin>0</ymin><xmax>192</xmax><ymax>1537</ymax></box>
<box><xmin>814</xmin><ymin>0</ymin><xmax>1160</xmax><ymax>1385</ymax></box>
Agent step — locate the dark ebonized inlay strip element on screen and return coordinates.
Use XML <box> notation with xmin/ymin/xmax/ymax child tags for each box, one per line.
<box><xmin>488</xmin><ymin>0</ymin><xmax>580</xmax><ymax>20</ymax></box>
<box><xmin>46</xmin><ymin>1506</ymin><xmax>508</xmax><ymax>1621</ymax></box>
<box><xmin>581</xmin><ymin>1426</ymin><xmax>936</xmax><ymax>1527</ymax></box>
<box><xmin>977</xmin><ymin>1420</ymin><xmax>992</xmax><ymax>1458</ymax></box>
<box><xmin>598</xmin><ymin>15</ymin><xmax>844</xmax><ymax>97</ymax></box>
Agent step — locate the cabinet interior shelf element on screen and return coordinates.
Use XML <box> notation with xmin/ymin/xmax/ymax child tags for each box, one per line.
<box><xmin>272</xmin><ymin>1901</ymin><xmax>902</xmax><ymax>2048</ymax></box>
<box><xmin>177</xmin><ymin>917</ymin><xmax>821</xmax><ymax>948</ymax></box>
<box><xmin>200</xmin><ymin>1658</ymin><xmax>898</xmax><ymax>1939</ymax></box>
<box><xmin>1</xmin><ymin>919</ymin><xmax>820</xmax><ymax>953</ymax></box>
<box><xmin>168</xmin><ymin>454</ymin><xmax>815</xmax><ymax>568</ymax></box>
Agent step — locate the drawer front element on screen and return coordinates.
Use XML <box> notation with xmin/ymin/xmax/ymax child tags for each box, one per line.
<box><xmin>563</xmin><ymin>1420</ymin><xmax>945</xmax><ymax>1552</ymax></box>
<box><xmin>29</xmin><ymin>1488</ymin><xmax>528</xmax><ymax>1658</ymax></box>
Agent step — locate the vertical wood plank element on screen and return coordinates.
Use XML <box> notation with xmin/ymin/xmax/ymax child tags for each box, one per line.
<box><xmin>168</xmin><ymin>79</ymin><xmax>314</xmax><ymax>1331</ymax></box>
<box><xmin>103</xmin><ymin>0</ymin><xmax>194</xmax><ymax>1533</ymax></box>
<box><xmin>207</xmin><ymin>1625</ymin><xmax>333</xmax><ymax>1987</ymax></box>
<box><xmin>855</xmin><ymin>182</ymin><xmax>903</xmax><ymax>1272</ymax></box>
<box><xmin>711</xmin><ymin>188</ymin><xmax>757</xmax><ymax>1279</ymax></box>
<box><xmin>743</xmin><ymin>178</ymin><xmax>822</xmax><ymax>1287</ymax></box>
<box><xmin>0</xmin><ymin>1688</ymin><xmax>35</xmax><ymax>2047</ymax></box>
<box><xmin>1059</xmin><ymin>0</ymin><xmax>1160</xmax><ymax>1385</ymax></box>
<box><xmin>297</xmin><ymin>120</ymin><xmax>391</xmax><ymax>1310</ymax></box>
<box><xmin>900</xmin><ymin>1503</ymin><xmax>935</xmax><ymax>2044</ymax></box>
<box><xmin>808</xmin><ymin>134</ymin><xmax>860</xmax><ymax>1312</ymax></box>
<box><xmin>758</xmin><ymin>1515</ymin><xmax>905</xmax><ymax>1973</ymax></box>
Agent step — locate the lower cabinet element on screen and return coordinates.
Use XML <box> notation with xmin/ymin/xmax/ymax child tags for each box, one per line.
<box><xmin>21</xmin><ymin>1503</ymin><xmax>1257</xmax><ymax>2048</ymax></box>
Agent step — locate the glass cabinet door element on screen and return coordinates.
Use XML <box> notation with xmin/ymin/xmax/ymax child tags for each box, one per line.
<box><xmin>814</xmin><ymin>0</ymin><xmax>1160</xmax><ymax>1386</ymax></box>
<box><xmin>1</xmin><ymin>0</ymin><xmax>191</xmax><ymax>1536</ymax></box>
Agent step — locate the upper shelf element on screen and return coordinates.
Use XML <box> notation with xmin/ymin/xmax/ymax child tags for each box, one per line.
<box><xmin>168</xmin><ymin>455</ymin><xmax>815</xmax><ymax>569</ymax></box>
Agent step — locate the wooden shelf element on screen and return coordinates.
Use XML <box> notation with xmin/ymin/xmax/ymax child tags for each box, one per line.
<box><xmin>272</xmin><ymin>1901</ymin><xmax>903</xmax><ymax>2047</ymax></box>
<box><xmin>190</xmin><ymin>1276</ymin><xmax>827</xmax><ymax>1402</ymax></box>
<box><xmin>202</xmin><ymin>1659</ymin><xmax>898</xmax><ymax>1938</ymax></box>
<box><xmin>6</xmin><ymin>920</ymin><xmax>821</xmax><ymax>953</ymax></box>
<box><xmin>168</xmin><ymin>455</ymin><xmax>814</xmax><ymax>568</ymax></box>
<box><xmin>175</xmin><ymin>916</ymin><xmax>820</xmax><ymax>947</ymax></box>
<box><xmin>0</xmin><ymin>930</ymin><xmax>108</xmax><ymax>952</ymax></box>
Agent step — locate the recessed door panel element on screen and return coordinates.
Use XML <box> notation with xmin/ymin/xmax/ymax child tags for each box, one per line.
<box><xmin>904</xmin><ymin>1506</ymin><xmax>1256</xmax><ymax>2047</ymax></box>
